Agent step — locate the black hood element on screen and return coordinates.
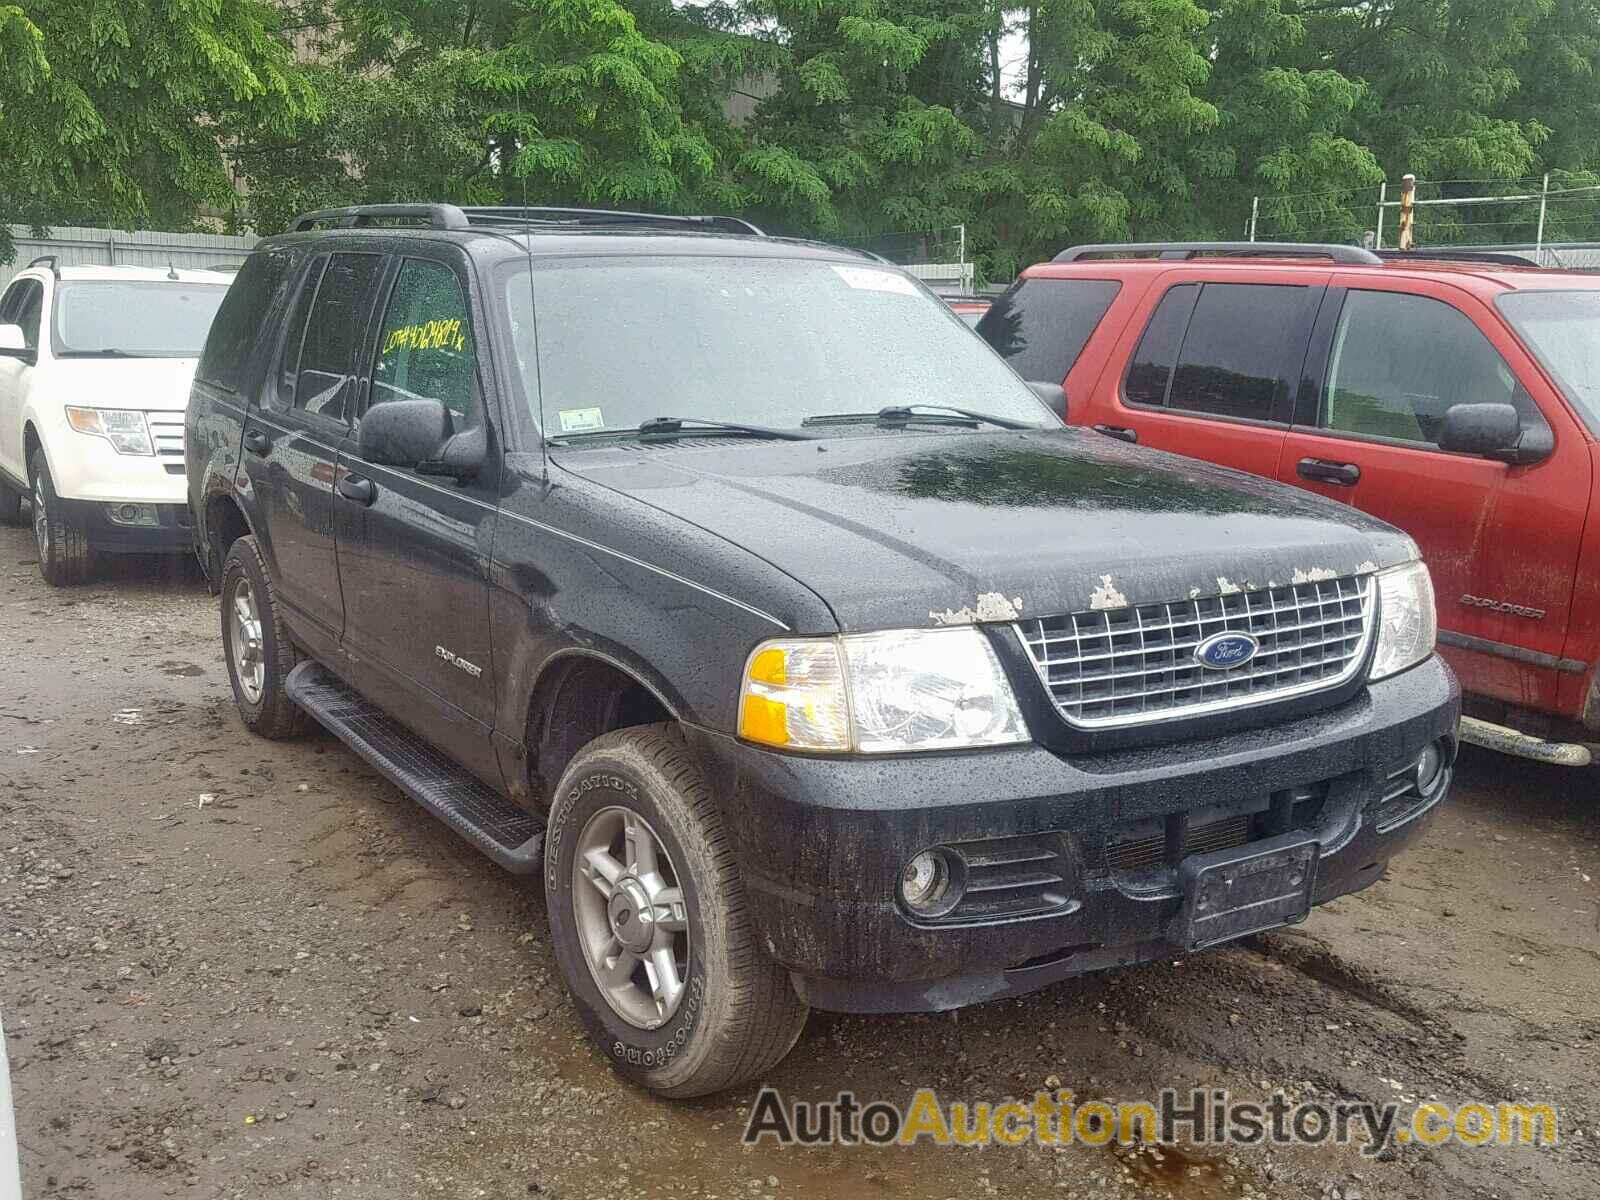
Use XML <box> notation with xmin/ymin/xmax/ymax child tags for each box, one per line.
<box><xmin>551</xmin><ymin>428</ymin><xmax>1416</xmax><ymax>632</ymax></box>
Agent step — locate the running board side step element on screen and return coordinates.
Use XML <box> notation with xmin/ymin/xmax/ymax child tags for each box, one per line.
<box><xmin>285</xmin><ymin>661</ymin><xmax>544</xmax><ymax>873</ymax></box>
<box><xmin>1458</xmin><ymin>715</ymin><xmax>1595</xmax><ymax>768</ymax></box>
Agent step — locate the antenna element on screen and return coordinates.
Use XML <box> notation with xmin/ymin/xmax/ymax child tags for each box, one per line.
<box><xmin>512</xmin><ymin>89</ymin><xmax>548</xmax><ymax>475</ymax></box>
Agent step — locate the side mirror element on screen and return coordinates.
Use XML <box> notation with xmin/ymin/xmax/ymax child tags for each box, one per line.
<box><xmin>1027</xmin><ymin>380</ymin><xmax>1068</xmax><ymax>418</ymax></box>
<box><xmin>0</xmin><ymin>324</ymin><xmax>35</xmax><ymax>364</ymax></box>
<box><xmin>418</xmin><ymin>422</ymin><xmax>488</xmax><ymax>481</ymax></box>
<box><xmin>1437</xmin><ymin>402</ymin><xmax>1521</xmax><ymax>456</ymax></box>
<box><xmin>359</xmin><ymin>398</ymin><xmax>451</xmax><ymax>468</ymax></box>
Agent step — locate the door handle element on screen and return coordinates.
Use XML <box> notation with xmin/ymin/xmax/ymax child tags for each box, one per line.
<box><xmin>243</xmin><ymin>429</ymin><xmax>272</xmax><ymax>457</ymax></box>
<box><xmin>1093</xmin><ymin>424</ymin><xmax>1138</xmax><ymax>444</ymax></box>
<box><xmin>1296</xmin><ymin>457</ymin><xmax>1361</xmax><ymax>486</ymax></box>
<box><xmin>336</xmin><ymin>474</ymin><xmax>376</xmax><ymax>506</ymax></box>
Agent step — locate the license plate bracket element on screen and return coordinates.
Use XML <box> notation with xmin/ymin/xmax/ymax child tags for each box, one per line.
<box><xmin>1173</xmin><ymin>833</ymin><xmax>1319</xmax><ymax>952</ymax></box>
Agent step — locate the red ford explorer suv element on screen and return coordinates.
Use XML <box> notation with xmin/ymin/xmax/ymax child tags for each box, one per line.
<box><xmin>979</xmin><ymin>241</ymin><xmax>1600</xmax><ymax>766</ymax></box>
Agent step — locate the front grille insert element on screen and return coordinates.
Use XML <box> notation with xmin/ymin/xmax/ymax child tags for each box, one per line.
<box><xmin>147</xmin><ymin>414</ymin><xmax>185</xmax><ymax>463</ymax></box>
<box><xmin>1102</xmin><ymin>784</ymin><xmax>1330</xmax><ymax>877</ymax></box>
<box><xmin>1017</xmin><ymin>574</ymin><xmax>1375</xmax><ymax>730</ymax></box>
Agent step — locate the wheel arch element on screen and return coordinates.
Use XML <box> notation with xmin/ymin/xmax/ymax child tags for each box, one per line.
<box><xmin>521</xmin><ymin>647</ymin><xmax>684</xmax><ymax>806</ymax></box>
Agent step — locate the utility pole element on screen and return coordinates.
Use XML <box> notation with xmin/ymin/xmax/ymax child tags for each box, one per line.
<box><xmin>1397</xmin><ymin>174</ymin><xmax>1416</xmax><ymax>250</ymax></box>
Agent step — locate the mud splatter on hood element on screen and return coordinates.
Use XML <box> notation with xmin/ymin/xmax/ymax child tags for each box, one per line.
<box><xmin>553</xmin><ymin>428</ymin><xmax>1417</xmax><ymax>632</ymax></box>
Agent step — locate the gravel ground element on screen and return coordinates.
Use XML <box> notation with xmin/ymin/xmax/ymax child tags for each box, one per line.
<box><xmin>0</xmin><ymin>521</ymin><xmax>1596</xmax><ymax>1200</ymax></box>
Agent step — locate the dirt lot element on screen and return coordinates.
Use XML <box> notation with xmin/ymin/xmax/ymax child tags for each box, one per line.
<box><xmin>0</xmin><ymin>522</ymin><xmax>1596</xmax><ymax>1200</ymax></box>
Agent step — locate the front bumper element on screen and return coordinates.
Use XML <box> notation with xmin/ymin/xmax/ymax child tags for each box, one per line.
<box><xmin>689</xmin><ymin>654</ymin><xmax>1459</xmax><ymax>1013</ymax></box>
<box><xmin>54</xmin><ymin>497</ymin><xmax>193</xmax><ymax>554</ymax></box>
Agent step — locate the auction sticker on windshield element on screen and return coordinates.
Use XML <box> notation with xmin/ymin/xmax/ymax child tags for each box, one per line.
<box><xmin>831</xmin><ymin>265</ymin><xmax>920</xmax><ymax>296</ymax></box>
<box><xmin>558</xmin><ymin>407</ymin><xmax>606</xmax><ymax>433</ymax></box>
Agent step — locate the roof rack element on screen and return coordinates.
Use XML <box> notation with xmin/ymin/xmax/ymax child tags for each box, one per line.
<box><xmin>1054</xmin><ymin>241</ymin><xmax>1383</xmax><ymax>265</ymax></box>
<box><xmin>287</xmin><ymin>203</ymin><xmax>765</xmax><ymax>238</ymax></box>
<box><xmin>459</xmin><ymin>206</ymin><xmax>764</xmax><ymax>236</ymax></box>
<box><xmin>291</xmin><ymin>204</ymin><xmax>470</xmax><ymax>232</ymax></box>
<box><xmin>1375</xmin><ymin>248</ymin><xmax>1542</xmax><ymax>268</ymax></box>
<box><xmin>26</xmin><ymin>255</ymin><xmax>60</xmax><ymax>276</ymax></box>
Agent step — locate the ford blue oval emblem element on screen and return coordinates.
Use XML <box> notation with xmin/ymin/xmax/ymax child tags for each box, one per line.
<box><xmin>1194</xmin><ymin>631</ymin><xmax>1260</xmax><ymax>670</ymax></box>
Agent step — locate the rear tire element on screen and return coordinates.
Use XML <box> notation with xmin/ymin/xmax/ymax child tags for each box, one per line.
<box><xmin>29</xmin><ymin>449</ymin><xmax>95</xmax><ymax>586</ymax></box>
<box><xmin>544</xmin><ymin>724</ymin><xmax>808</xmax><ymax>1098</ymax></box>
<box><xmin>220</xmin><ymin>535</ymin><xmax>307</xmax><ymax>739</ymax></box>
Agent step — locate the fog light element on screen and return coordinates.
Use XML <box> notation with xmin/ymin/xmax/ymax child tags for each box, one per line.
<box><xmin>104</xmin><ymin>502</ymin><xmax>158</xmax><ymax>528</ymax></box>
<box><xmin>1413</xmin><ymin>740</ymin><xmax>1448</xmax><ymax>796</ymax></box>
<box><xmin>899</xmin><ymin>848</ymin><xmax>962</xmax><ymax>917</ymax></box>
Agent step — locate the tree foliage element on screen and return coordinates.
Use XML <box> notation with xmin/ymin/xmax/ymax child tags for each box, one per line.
<box><xmin>0</xmin><ymin>0</ymin><xmax>316</xmax><ymax>259</ymax></box>
<box><xmin>10</xmin><ymin>0</ymin><xmax>1600</xmax><ymax>274</ymax></box>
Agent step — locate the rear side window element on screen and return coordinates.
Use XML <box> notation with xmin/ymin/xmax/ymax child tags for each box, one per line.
<box><xmin>290</xmin><ymin>252</ymin><xmax>386</xmax><ymax>423</ymax></box>
<box><xmin>1171</xmin><ymin>284</ymin><xmax>1309</xmax><ymax>420</ymax></box>
<box><xmin>1124</xmin><ymin>284</ymin><xmax>1198</xmax><ymax>407</ymax></box>
<box><xmin>198</xmin><ymin>250</ymin><xmax>294</xmax><ymax>390</ymax></box>
<box><xmin>979</xmin><ymin>279</ymin><xmax>1121</xmax><ymax>382</ymax></box>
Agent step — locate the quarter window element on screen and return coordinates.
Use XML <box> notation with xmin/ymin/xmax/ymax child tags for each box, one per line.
<box><xmin>199</xmin><ymin>249</ymin><xmax>295</xmax><ymax>390</ymax></box>
<box><xmin>292</xmin><ymin>252</ymin><xmax>385</xmax><ymax>423</ymax></box>
<box><xmin>1321</xmin><ymin>290</ymin><xmax>1528</xmax><ymax>445</ymax></box>
<box><xmin>978</xmin><ymin>278</ymin><xmax>1121</xmax><ymax>383</ymax></box>
<box><xmin>370</xmin><ymin>259</ymin><xmax>479</xmax><ymax>430</ymax></box>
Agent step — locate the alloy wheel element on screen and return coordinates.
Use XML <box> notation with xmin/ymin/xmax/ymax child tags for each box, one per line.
<box><xmin>229</xmin><ymin>575</ymin><xmax>266</xmax><ymax>705</ymax></box>
<box><xmin>572</xmin><ymin>806</ymin><xmax>691</xmax><ymax>1029</ymax></box>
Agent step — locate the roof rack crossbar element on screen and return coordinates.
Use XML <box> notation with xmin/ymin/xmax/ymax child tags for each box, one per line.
<box><xmin>1054</xmin><ymin>241</ymin><xmax>1383</xmax><ymax>265</ymax></box>
<box><xmin>289</xmin><ymin>204</ymin><xmax>470</xmax><ymax>232</ymax></box>
<box><xmin>26</xmin><ymin>254</ymin><xmax>60</xmax><ymax>276</ymax></box>
<box><xmin>458</xmin><ymin>206</ymin><xmax>765</xmax><ymax>237</ymax></box>
<box><xmin>1375</xmin><ymin>248</ymin><xmax>1542</xmax><ymax>268</ymax></box>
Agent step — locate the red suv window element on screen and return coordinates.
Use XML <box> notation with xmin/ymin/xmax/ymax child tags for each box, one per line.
<box><xmin>1126</xmin><ymin>282</ymin><xmax>1317</xmax><ymax>422</ymax></box>
<box><xmin>979</xmin><ymin>278</ymin><xmax>1120</xmax><ymax>383</ymax></box>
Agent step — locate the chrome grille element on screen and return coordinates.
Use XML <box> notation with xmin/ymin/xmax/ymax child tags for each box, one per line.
<box><xmin>1017</xmin><ymin>574</ymin><xmax>1375</xmax><ymax>730</ymax></box>
<box><xmin>147</xmin><ymin>414</ymin><xmax>185</xmax><ymax>461</ymax></box>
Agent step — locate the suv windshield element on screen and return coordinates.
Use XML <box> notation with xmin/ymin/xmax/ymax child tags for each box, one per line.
<box><xmin>1497</xmin><ymin>289</ymin><xmax>1600</xmax><ymax>432</ymax></box>
<box><xmin>505</xmin><ymin>256</ymin><xmax>1056</xmax><ymax>438</ymax></box>
<box><xmin>53</xmin><ymin>281</ymin><xmax>229</xmax><ymax>357</ymax></box>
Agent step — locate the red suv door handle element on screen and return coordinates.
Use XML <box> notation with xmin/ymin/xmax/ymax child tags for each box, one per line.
<box><xmin>1296</xmin><ymin>457</ymin><xmax>1361</xmax><ymax>486</ymax></box>
<box><xmin>1093</xmin><ymin>424</ymin><xmax>1138</xmax><ymax>444</ymax></box>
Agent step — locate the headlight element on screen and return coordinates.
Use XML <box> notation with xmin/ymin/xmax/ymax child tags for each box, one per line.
<box><xmin>65</xmin><ymin>407</ymin><xmax>153</xmax><ymax>455</ymax></box>
<box><xmin>1369</xmin><ymin>561</ymin><xmax>1437</xmax><ymax>681</ymax></box>
<box><xmin>738</xmin><ymin>628</ymin><xmax>1029</xmax><ymax>753</ymax></box>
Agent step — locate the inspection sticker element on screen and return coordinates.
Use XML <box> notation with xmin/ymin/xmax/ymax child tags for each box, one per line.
<box><xmin>831</xmin><ymin>265</ymin><xmax>920</xmax><ymax>296</ymax></box>
<box><xmin>558</xmin><ymin>407</ymin><xmax>606</xmax><ymax>433</ymax></box>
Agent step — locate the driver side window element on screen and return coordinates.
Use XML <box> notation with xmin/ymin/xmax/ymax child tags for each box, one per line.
<box><xmin>370</xmin><ymin>259</ymin><xmax>480</xmax><ymax>430</ymax></box>
<box><xmin>1321</xmin><ymin>290</ymin><xmax>1538</xmax><ymax>445</ymax></box>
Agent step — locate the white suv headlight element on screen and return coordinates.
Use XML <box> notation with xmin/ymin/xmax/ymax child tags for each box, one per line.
<box><xmin>738</xmin><ymin>628</ymin><xmax>1029</xmax><ymax>753</ymax></box>
<box><xmin>1369</xmin><ymin>561</ymin><xmax>1437</xmax><ymax>681</ymax></box>
<box><xmin>65</xmin><ymin>406</ymin><xmax>153</xmax><ymax>456</ymax></box>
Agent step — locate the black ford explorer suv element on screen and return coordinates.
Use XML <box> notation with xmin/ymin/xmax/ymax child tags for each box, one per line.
<box><xmin>186</xmin><ymin>203</ymin><xmax>1459</xmax><ymax>1098</ymax></box>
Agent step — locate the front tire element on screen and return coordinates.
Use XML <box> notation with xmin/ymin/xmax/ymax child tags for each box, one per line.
<box><xmin>545</xmin><ymin>724</ymin><xmax>808</xmax><ymax>1098</ymax></box>
<box><xmin>29</xmin><ymin>449</ymin><xmax>95</xmax><ymax>586</ymax></box>
<box><xmin>220</xmin><ymin>535</ymin><xmax>306</xmax><ymax>739</ymax></box>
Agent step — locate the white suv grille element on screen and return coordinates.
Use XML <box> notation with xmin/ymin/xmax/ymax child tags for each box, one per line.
<box><xmin>1016</xmin><ymin>574</ymin><xmax>1376</xmax><ymax>730</ymax></box>
<box><xmin>147</xmin><ymin>414</ymin><xmax>185</xmax><ymax>473</ymax></box>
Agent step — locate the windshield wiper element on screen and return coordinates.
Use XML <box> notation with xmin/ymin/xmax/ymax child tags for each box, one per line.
<box><xmin>58</xmin><ymin>348</ymin><xmax>147</xmax><ymax>358</ymax></box>
<box><xmin>550</xmin><ymin>416</ymin><xmax>816</xmax><ymax>444</ymax></box>
<box><xmin>801</xmin><ymin>404</ymin><xmax>1036</xmax><ymax>431</ymax></box>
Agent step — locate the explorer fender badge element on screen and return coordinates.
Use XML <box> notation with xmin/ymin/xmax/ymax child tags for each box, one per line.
<box><xmin>1194</xmin><ymin>631</ymin><xmax>1260</xmax><ymax>670</ymax></box>
<box><xmin>435</xmin><ymin>645</ymin><xmax>484</xmax><ymax>678</ymax></box>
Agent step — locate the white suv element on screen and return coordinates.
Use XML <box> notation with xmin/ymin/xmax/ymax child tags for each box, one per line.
<box><xmin>0</xmin><ymin>260</ymin><xmax>232</xmax><ymax>584</ymax></box>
